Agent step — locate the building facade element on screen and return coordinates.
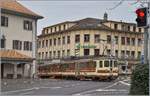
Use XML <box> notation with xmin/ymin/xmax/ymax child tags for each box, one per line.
<box><xmin>38</xmin><ymin>13</ymin><xmax>144</xmax><ymax>74</ymax></box>
<box><xmin>0</xmin><ymin>0</ymin><xmax>43</xmax><ymax>79</ymax></box>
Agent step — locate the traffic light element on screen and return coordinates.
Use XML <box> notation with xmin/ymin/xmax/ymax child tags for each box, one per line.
<box><xmin>135</xmin><ymin>7</ymin><xmax>147</xmax><ymax>27</ymax></box>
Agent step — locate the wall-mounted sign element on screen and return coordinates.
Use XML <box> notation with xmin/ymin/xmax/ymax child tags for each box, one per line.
<box><xmin>76</xmin><ymin>44</ymin><xmax>96</xmax><ymax>49</ymax></box>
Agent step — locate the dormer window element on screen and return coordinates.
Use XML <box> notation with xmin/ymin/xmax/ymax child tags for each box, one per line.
<box><xmin>54</xmin><ymin>27</ymin><xmax>57</xmax><ymax>32</ymax></box>
<box><xmin>59</xmin><ymin>26</ymin><xmax>61</xmax><ymax>31</ymax></box>
<box><xmin>114</xmin><ymin>24</ymin><xmax>118</xmax><ymax>30</ymax></box>
<box><xmin>127</xmin><ymin>26</ymin><xmax>130</xmax><ymax>31</ymax></box>
<box><xmin>64</xmin><ymin>24</ymin><xmax>66</xmax><ymax>30</ymax></box>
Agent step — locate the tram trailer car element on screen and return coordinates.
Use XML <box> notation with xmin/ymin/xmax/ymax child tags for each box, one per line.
<box><xmin>38</xmin><ymin>59</ymin><xmax>119</xmax><ymax>80</ymax></box>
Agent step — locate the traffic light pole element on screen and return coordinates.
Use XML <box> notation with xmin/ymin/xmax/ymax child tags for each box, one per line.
<box><xmin>144</xmin><ymin>2</ymin><xmax>150</xmax><ymax>65</ymax></box>
<box><xmin>148</xmin><ymin>2</ymin><xmax>150</xmax><ymax>65</ymax></box>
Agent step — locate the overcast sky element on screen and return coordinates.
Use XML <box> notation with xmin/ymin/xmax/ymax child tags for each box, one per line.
<box><xmin>18</xmin><ymin>0</ymin><xmax>144</xmax><ymax>35</ymax></box>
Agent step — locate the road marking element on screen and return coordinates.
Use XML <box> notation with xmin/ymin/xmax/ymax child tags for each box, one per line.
<box><xmin>2</xmin><ymin>86</ymin><xmax>62</xmax><ymax>94</ymax></box>
<box><xmin>2</xmin><ymin>87</ymin><xmax>36</xmax><ymax>94</ymax></box>
<box><xmin>119</xmin><ymin>81</ymin><xmax>130</xmax><ymax>86</ymax></box>
<box><xmin>72</xmin><ymin>80</ymin><xmax>130</xmax><ymax>96</ymax></box>
<box><xmin>96</xmin><ymin>89</ymin><xmax>127</xmax><ymax>92</ymax></box>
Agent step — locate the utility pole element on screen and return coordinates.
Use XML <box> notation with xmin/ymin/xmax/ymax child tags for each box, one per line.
<box><xmin>147</xmin><ymin>1</ymin><xmax>150</xmax><ymax>65</ymax></box>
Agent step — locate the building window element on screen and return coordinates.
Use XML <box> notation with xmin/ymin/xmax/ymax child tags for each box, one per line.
<box><xmin>138</xmin><ymin>38</ymin><xmax>142</xmax><ymax>46</ymax></box>
<box><xmin>57</xmin><ymin>51</ymin><xmax>60</xmax><ymax>58</ymax></box>
<box><xmin>45</xmin><ymin>52</ymin><xmax>48</xmax><ymax>59</ymax></box>
<box><xmin>59</xmin><ymin>26</ymin><xmax>61</xmax><ymax>31</ymax></box>
<box><xmin>46</xmin><ymin>40</ymin><xmax>48</xmax><ymax>47</ymax></box>
<box><xmin>133</xmin><ymin>26</ymin><xmax>136</xmax><ymax>32</ymax></box>
<box><xmin>114</xmin><ymin>24</ymin><xmax>118</xmax><ymax>30</ymax></box>
<box><xmin>127</xmin><ymin>26</ymin><xmax>130</xmax><ymax>31</ymax></box>
<box><xmin>126</xmin><ymin>51</ymin><xmax>130</xmax><ymax>57</ymax></box>
<box><xmin>94</xmin><ymin>34</ymin><xmax>100</xmax><ymax>43</ymax></box>
<box><xmin>50</xmin><ymin>28</ymin><xmax>53</xmax><ymax>33</ymax></box>
<box><xmin>38</xmin><ymin>41</ymin><xmax>41</xmax><ymax>48</ymax></box>
<box><xmin>64</xmin><ymin>24</ymin><xmax>66</xmax><ymax>30</ymax></box>
<box><xmin>53</xmin><ymin>51</ymin><xmax>56</xmax><ymax>58</ymax></box>
<box><xmin>121</xmin><ymin>50</ymin><xmax>125</xmax><ymax>58</ymax></box>
<box><xmin>139</xmin><ymin>28</ymin><xmax>142</xmax><ymax>32</ymax></box>
<box><xmin>62</xmin><ymin>50</ymin><xmax>65</xmax><ymax>57</ymax></box>
<box><xmin>84</xmin><ymin>49</ymin><xmax>90</xmax><ymax>56</ymax></box>
<box><xmin>75</xmin><ymin>34</ymin><xmax>80</xmax><ymax>43</ymax></box>
<box><xmin>1</xmin><ymin>16</ymin><xmax>8</xmax><ymax>27</ymax></box>
<box><xmin>67</xmin><ymin>36</ymin><xmax>70</xmax><ymax>44</ymax></box>
<box><xmin>54</xmin><ymin>38</ymin><xmax>56</xmax><ymax>46</ymax></box>
<box><xmin>131</xmin><ymin>51</ymin><xmax>135</xmax><ymax>58</ymax></box>
<box><xmin>67</xmin><ymin>49</ymin><xmax>70</xmax><ymax>56</ymax></box>
<box><xmin>94</xmin><ymin>49</ymin><xmax>100</xmax><ymax>56</ymax></box>
<box><xmin>131</xmin><ymin>38</ymin><xmax>135</xmax><ymax>45</ymax></box>
<box><xmin>42</xmin><ymin>52</ymin><xmax>44</xmax><ymax>59</ymax></box>
<box><xmin>62</xmin><ymin>36</ymin><xmax>65</xmax><ymax>44</ymax></box>
<box><xmin>49</xmin><ymin>51</ymin><xmax>52</xmax><ymax>59</ymax></box>
<box><xmin>1</xmin><ymin>36</ymin><xmax>6</xmax><ymax>48</ymax></box>
<box><xmin>121</xmin><ymin>37</ymin><xmax>125</xmax><ymax>45</ymax></box>
<box><xmin>138</xmin><ymin>51</ymin><xmax>141</xmax><ymax>59</ymax></box>
<box><xmin>84</xmin><ymin>34</ymin><xmax>90</xmax><ymax>42</ymax></box>
<box><xmin>23</xmin><ymin>41</ymin><xmax>32</xmax><ymax>51</ymax></box>
<box><xmin>115</xmin><ymin>50</ymin><xmax>118</xmax><ymax>57</ymax></box>
<box><xmin>58</xmin><ymin>37</ymin><xmax>61</xmax><ymax>45</ymax></box>
<box><xmin>107</xmin><ymin>35</ymin><xmax>111</xmax><ymax>44</ymax></box>
<box><xmin>42</xmin><ymin>40</ymin><xmax>44</xmax><ymax>48</ymax></box>
<box><xmin>54</xmin><ymin>27</ymin><xmax>57</xmax><ymax>32</ymax></box>
<box><xmin>126</xmin><ymin>37</ymin><xmax>130</xmax><ymax>45</ymax></box>
<box><xmin>38</xmin><ymin>52</ymin><xmax>41</xmax><ymax>59</ymax></box>
<box><xmin>13</xmin><ymin>40</ymin><xmax>22</xmax><ymax>50</ymax></box>
<box><xmin>121</xmin><ymin>24</ymin><xmax>125</xmax><ymax>30</ymax></box>
<box><xmin>45</xmin><ymin>29</ymin><xmax>48</xmax><ymax>34</ymax></box>
<box><xmin>114</xmin><ymin>36</ymin><xmax>118</xmax><ymax>44</ymax></box>
<box><xmin>107</xmin><ymin>49</ymin><xmax>111</xmax><ymax>56</ymax></box>
<box><xmin>24</xmin><ymin>20</ymin><xmax>32</xmax><ymax>30</ymax></box>
<box><xmin>49</xmin><ymin>39</ymin><xmax>52</xmax><ymax>46</ymax></box>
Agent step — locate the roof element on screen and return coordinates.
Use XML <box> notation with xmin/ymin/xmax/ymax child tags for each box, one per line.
<box><xmin>0</xmin><ymin>50</ymin><xmax>33</xmax><ymax>61</ymax></box>
<box><xmin>0</xmin><ymin>0</ymin><xmax>43</xmax><ymax>19</ymax></box>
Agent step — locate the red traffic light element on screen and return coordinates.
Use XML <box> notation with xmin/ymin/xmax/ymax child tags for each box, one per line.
<box><xmin>135</xmin><ymin>7</ymin><xmax>147</xmax><ymax>27</ymax></box>
<box><xmin>136</xmin><ymin>9</ymin><xmax>145</xmax><ymax>17</ymax></box>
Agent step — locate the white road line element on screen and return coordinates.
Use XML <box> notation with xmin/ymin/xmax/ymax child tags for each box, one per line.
<box><xmin>96</xmin><ymin>89</ymin><xmax>127</xmax><ymax>92</ymax></box>
<box><xmin>2</xmin><ymin>87</ymin><xmax>36</xmax><ymax>94</ymax></box>
<box><xmin>119</xmin><ymin>81</ymin><xmax>131</xmax><ymax>86</ymax></box>
<box><xmin>72</xmin><ymin>80</ymin><xmax>130</xmax><ymax>96</ymax></box>
<box><xmin>2</xmin><ymin>86</ymin><xmax>62</xmax><ymax>94</ymax></box>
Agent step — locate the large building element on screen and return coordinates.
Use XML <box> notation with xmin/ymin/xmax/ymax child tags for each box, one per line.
<box><xmin>0</xmin><ymin>0</ymin><xmax>43</xmax><ymax>79</ymax></box>
<box><xmin>38</xmin><ymin>13</ymin><xmax>144</xmax><ymax>74</ymax></box>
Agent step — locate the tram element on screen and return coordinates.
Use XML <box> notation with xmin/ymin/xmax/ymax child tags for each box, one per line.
<box><xmin>38</xmin><ymin>57</ymin><xmax>119</xmax><ymax>80</ymax></box>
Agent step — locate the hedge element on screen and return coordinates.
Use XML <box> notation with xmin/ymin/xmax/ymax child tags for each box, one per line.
<box><xmin>129</xmin><ymin>64</ymin><xmax>149</xmax><ymax>95</ymax></box>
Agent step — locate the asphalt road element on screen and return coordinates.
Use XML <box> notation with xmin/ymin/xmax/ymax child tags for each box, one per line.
<box><xmin>1</xmin><ymin>78</ymin><xmax>130</xmax><ymax>96</ymax></box>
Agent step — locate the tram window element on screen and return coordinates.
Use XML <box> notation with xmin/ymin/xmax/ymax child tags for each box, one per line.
<box><xmin>104</xmin><ymin>61</ymin><xmax>109</xmax><ymax>67</ymax></box>
<box><xmin>99</xmin><ymin>61</ymin><xmax>103</xmax><ymax>68</ymax></box>
<box><xmin>110</xmin><ymin>61</ymin><xmax>113</xmax><ymax>67</ymax></box>
<box><xmin>114</xmin><ymin>61</ymin><xmax>117</xmax><ymax>67</ymax></box>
